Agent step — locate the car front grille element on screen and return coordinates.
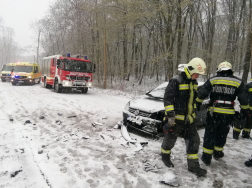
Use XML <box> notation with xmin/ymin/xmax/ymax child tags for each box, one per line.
<box><xmin>69</xmin><ymin>76</ymin><xmax>90</xmax><ymax>81</ymax></box>
<box><xmin>129</xmin><ymin>107</ymin><xmax>151</xmax><ymax>117</ymax></box>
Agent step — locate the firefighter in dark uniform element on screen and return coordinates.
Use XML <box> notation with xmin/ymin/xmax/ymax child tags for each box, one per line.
<box><xmin>196</xmin><ymin>61</ymin><xmax>248</xmax><ymax>165</ymax></box>
<box><xmin>233</xmin><ymin>81</ymin><xmax>252</xmax><ymax>139</ymax></box>
<box><xmin>161</xmin><ymin>57</ymin><xmax>207</xmax><ymax>177</ymax></box>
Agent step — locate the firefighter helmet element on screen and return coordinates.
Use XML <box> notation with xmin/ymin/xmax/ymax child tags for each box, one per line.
<box><xmin>217</xmin><ymin>61</ymin><xmax>232</xmax><ymax>72</ymax></box>
<box><xmin>184</xmin><ymin>57</ymin><xmax>206</xmax><ymax>76</ymax></box>
<box><xmin>178</xmin><ymin>64</ymin><xmax>186</xmax><ymax>72</ymax></box>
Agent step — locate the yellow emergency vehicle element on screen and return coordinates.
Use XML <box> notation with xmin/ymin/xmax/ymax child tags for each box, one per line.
<box><xmin>1</xmin><ymin>63</ymin><xmax>16</xmax><ymax>82</ymax></box>
<box><xmin>11</xmin><ymin>62</ymin><xmax>41</xmax><ymax>85</ymax></box>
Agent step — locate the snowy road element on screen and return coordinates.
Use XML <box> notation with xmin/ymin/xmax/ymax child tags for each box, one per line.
<box><xmin>0</xmin><ymin>81</ymin><xmax>252</xmax><ymax>188</ymax></box>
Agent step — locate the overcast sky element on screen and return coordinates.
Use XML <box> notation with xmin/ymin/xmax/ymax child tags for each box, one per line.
<box><xmin>0</xmin><ymin>0</ymin><xmax>55</xmax><ymax>55</ymax></box>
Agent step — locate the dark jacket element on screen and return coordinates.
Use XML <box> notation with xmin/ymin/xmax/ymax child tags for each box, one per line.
<box><xmin>164</xmin><ymin>72</ymin><xmax>198</xmax><ymax>124</ymax></box>
<box><xmin>196</xmin><ymin>71</ymin><xmax>248</xmax><ymax>115</ymax></box>
<box><xmin>246</xmin><ymin>82</ymin><xmax>252</xmax><ymax>109</ymax></box>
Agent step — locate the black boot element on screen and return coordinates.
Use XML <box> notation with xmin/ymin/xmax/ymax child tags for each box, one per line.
<box><xmin>213</xmin><ymin>151</ymin><xmax>224</xmax><ymax>159</ymax></box>
<box><xmin>242</xmin><ymin>130</ymin><xmax>251</xmax><ymax>139</ymax></box>
<box><xmin>245</xmin><ymin>159</ymin><xmax>252</xmax><ymax>167</ymax></box>
<box><xmin>201</xmin><ymin>153</ymin><xmax>212</xmax><ymax>165</ymax></box>
<box><xmin>188</xmin><ymin>159</ymin><xmax>207</xmax><ymax>177</ymax></box>
<box><xmin>162</xmin><ymin>153</ymin><xmax>174</xmax><ymax>168</ymax></box>
<box><xmin>233</xmin><ymin>130</ymin><xmax>240</xmax><ymax>139</ymax></box>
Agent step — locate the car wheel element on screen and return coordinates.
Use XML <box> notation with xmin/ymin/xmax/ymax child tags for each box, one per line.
<box><xmin>1</xmin><ymin>78</ymin><xmax>6</xmax><ymax>82</ymax></box>
<box><xmin>55</xmin><ymin>80</ymin><xmax>62</xmax><ymax>93</ymax></box>
<box><xmin>44</xmin><ymin>78</ymin><xmax>50</xmax><ymax>88</ymax></box>
<box><xmin>81</xmin><ymin>87</ymin><xmax>88</xmax><ymax>93</ymax></box>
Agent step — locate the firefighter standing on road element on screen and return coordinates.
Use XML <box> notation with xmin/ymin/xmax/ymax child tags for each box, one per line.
<box><xmin>161</xmin><ymin>57</ymin><xmax>207</xmax><ymax>177</ymax></box>
<box><xmin>196</xmin><ymin>61</ymin><xmax>248</xmax><ymax>165</ymax></box>
<box><xmin>233</xmin><ymin>81</ymin><xmax>252</xmax><ymax>139</ymax></box>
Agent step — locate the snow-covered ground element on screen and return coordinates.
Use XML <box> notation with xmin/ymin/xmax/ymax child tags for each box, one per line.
<box><xmin>0</xmin><ymin>81</ymin><xmax>252</xmax><ymax>188</ymax></box>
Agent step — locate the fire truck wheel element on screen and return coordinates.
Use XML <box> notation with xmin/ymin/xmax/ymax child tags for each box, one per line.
<box><xmin>38</xmin><ymin>78</ymin><xmax>41</xmax><ymax>84</ymax></box>
<box><xmin>81</xmin><ymin>87</ymin><xmax>88</xmax><ymax>94</ymax></box>
<box><xmin>55</xmin><ymin>80</ymin><xmax>62</xmax><ymax>93</ymax></box>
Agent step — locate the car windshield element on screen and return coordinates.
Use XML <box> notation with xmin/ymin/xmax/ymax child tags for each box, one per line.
<box><xmin>146</xmin><ymin>82</ymin><xmax>168</xmax><ymax>99</ymax></box>
<box><xmin>2</xmin><ymin>65</ymin><xmax>14</xmax><ymax>71</ymax></box>
<box><xmin>64</xmin><ymin>60</ymin><xmax>92</xmax><ymax>73</ymax></box>
<box><xmin>14</xmin><ymin>66</ymin><xmax>33</xmax><ymax>73</ymax></box>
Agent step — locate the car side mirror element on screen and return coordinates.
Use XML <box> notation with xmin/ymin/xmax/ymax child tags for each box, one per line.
<box><xmin>57</xmin><ymin>60</ymin><xmax>60</xmax><ymax>66</ymax></box>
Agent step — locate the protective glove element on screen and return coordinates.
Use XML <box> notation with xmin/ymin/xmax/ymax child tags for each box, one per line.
<box><xmin>167</xmin><ymin>111</ymin><xmax>175</xmax><ymax>127</ymax></box>
<box><xmin>196</xmin><ymin>101</ymin><xmax>202</xmax><ymax>111</ymax></box>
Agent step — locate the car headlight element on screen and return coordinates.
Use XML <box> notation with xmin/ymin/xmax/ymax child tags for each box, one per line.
<box><xmin>28</xmin><ymin>76</ymin><xmax>31</xmax><ymax>78</ymax></box>
<box><xmin>88</xmin><ymin>82</ymin><xmax>92</xmax><ymax>87</ymax></box>
<box><xmin>124</xmin><ymin>102</ymin><xmax>130</xmax><ymax>110</ymax></box>
<box><xmin>12</xmin><ymin>75</ymin><xmax>15</xmax><ymax>78</ymax></box>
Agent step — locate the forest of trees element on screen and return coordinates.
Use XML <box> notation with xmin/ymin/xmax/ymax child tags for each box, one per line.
<box><xmin>33</xmin><ymin>0</ymin><xmax>251</xmax><ymax>87</ymax></box>
<box><xmin>0</xmin><ymin>20</ymin><xmax>21</xmax><ymax>68</ymax></box>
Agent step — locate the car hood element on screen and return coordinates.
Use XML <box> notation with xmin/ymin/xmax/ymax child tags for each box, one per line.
<box><xmin>129</xmin><ymin>95</ymin><xmax>164</xmax><ymax>113</ymax></box>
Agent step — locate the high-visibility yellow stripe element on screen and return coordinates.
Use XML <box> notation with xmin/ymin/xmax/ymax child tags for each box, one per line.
<box><xmin>203</xmin><ymin>147</ymin><xmax>213</xmax><ymax>154</ymax></box>
<box><xmin>196</xmin><ymin>98</ymin><xmax>204</xmax><ymax>103</ymax></box>
<box><xmin>179</xmin><ymin>84</ymin><xmax>189</xmax><ymax>90</ymax></box>
<box><xmin>185</xmin><ymin>68</ymin><xmax>191</xmax><ymax>79</ymax></box>
<box><xmin>208</xmin><ymin>107</ymin><xmax>235</xmax><ymax>114</ymax></box>
<box><xmin>214</xmin><ymin>146</ymin><xmax>223</xmax><ymax>151</ymax></box>
<box><xmin>175</xmin><ymin>114</ymin><xmax>185</xmax><ymax>120</ymax></box>
<box><xmin>187</xmin><ymin>115</ymin><xmax>193</xmax><ymax>124</ymax></box>
<box><xmin>249</xmin><ymin>88</ymin><xmax>252</xmax><ymax>92</ymax></box>
<box><xmin>161</xmin><ymin>148</ymin><xmax>171</xmax><ymax>154</ymax></box>
<box><xmin>194</xmin><ymin>85</ymin><xmax>198</xmax><ymax>90</ymax></box>
<box><xmin>243</xmin><ymin>128</ymin><xmax>251</xmax><ymax>132</ymax></box>
<box><xmin>187</xmin><ymin>154</ymin><xmax>199</xmax><ymax>159</ymax></box>
<box><xmin>210</xmin><ymin>78</ymin><xmax>241</xmax><ymax>88</ymax></box>
<box><xmin>187</xmin><ymin>82</ymin><xmax>194</xmax><ymax>124</ymax></box>
<box><xmin>241</xmin><ymin>105</ymin><xmax>250</xmax><ymax>110</ymax></box>
<box><xmin>165</xmin><ymin>105</ymin><xmax>174</xmax><ymax>112</ymax></box>
<box><xmin>233</xmin><ymin>127</ymin><xmax>241</xmax><ymax>132</ymax></box>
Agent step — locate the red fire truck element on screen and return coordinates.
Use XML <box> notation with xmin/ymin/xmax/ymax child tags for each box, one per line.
<box><xmin>41</xmin><ymin>54</ymin><xmax>94</xmax><ymax>93</ymax></box>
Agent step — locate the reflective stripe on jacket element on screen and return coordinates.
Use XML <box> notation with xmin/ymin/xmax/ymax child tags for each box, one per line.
<box><xmin>196</xmin><ymin>72</ymin><xmax>248</xmax><ymax>114</ymax></box>
<box><xmin>164</xmin><ymin>72</ymin><xmax>198</xmax><ymax>124</ymax></box>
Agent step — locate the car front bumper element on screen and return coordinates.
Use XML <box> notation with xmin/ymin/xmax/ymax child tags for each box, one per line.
<box><xmin>122</xmin><ymin>109</ymin><xmax>163</xmax><ymax>137</ymax></box>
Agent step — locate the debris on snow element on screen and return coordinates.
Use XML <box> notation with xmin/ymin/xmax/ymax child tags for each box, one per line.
<box><xmin>24</xmin><ymin>120</ymin><xmax>31</xmax><ymax>125</ymax></box>
<box><xmin>10</xmin><ymin>169</ymin><xmax>22</xmax><ymax>178</ymax></box>
<box><xmin>39</xmin><ymin>116</ymin><xmax>45</xmax><ymax>119</ymax></box>
<box><xmin>38</xmin><ymin>150</ymin><xmax>43</xmax><ymax>154</ymax></box>
<box><xmin>55</xmin><ymin>120</ymin><xmax>62</xmax><ymax>125</ymax></box>
<box><xmin>133</xmin><ymin>142</ymin><xmax>143</xmax><ymax>152</ymax></box>
<box><xmin>140</xmin><ymin>142</ymin><xmax>148</xmax><ymax>146</ymax></box>
<box><xmin>57</xmin><ymin>113</ymin><xmax>63</xmax><ymax>116</ymax></box>
<box><xmin>92</xmin><ymin>122</ymin><xmax>103</xmax><ymax>127</ymax></box>
<box><xmin>82</xmin><ymin>135</ymin><xmax>90</xmax><ymax>139</ymax></box>
<box><xmin>160</xmin><ymin>171</ymin><xmax>179</xmax><ymax>187</ymax></box>
<box><xmin>67</xmin><ymin>115</ymin><xmax>76</xmax><ymax>118</ymax></box>
<box><xmin>120</xmin><ymin>123</ymin><xmax>136</xmax><ymax>143</ymax></box>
